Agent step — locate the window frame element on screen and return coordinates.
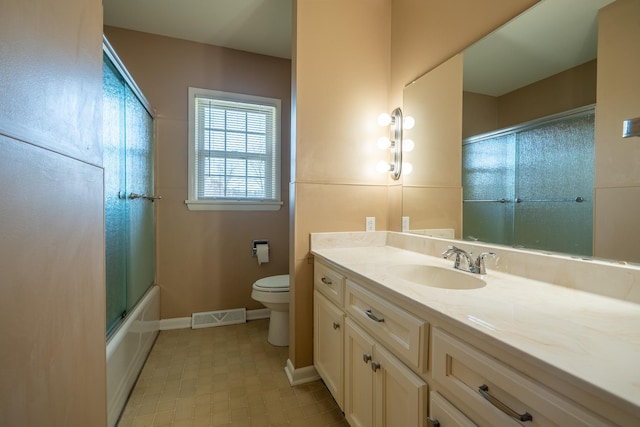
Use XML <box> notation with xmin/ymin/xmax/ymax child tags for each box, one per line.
<box><xmin>186</xmin><ymin>87</ymin><xmax>283</xmax><ymax>211</ymax></box>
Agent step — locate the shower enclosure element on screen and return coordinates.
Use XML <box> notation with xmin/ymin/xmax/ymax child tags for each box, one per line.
<box><xmin>463</xmin><ymin>107</ymin><xmax>595</xmax><ymax>256</ymax></box>
<box><xmin>103</xmin><ymin>38</ymin><xmax>159</xmax><ymax>427</ymax></box>
<box><xmin>103</xmin><ymin>43</ymin><xmax>156</xmax><ymax>337</ymax></box>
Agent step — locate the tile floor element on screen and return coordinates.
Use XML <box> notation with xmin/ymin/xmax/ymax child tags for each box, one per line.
<box><xmin>117</xmin><ymin>319</ymin><xmax>349</xmax><ymax>427</ymax></box>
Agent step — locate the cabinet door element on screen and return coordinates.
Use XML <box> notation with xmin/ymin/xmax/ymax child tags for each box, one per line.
<box><xmin>314</xmin><ymin>291</ymin><xmax>344</xmax><ymax>409</ymax></box>
<box><xmin>374</xmin><ymin>344</ymin><xmax>428</xmax><ymax>427</ymax></box>
<box><xmin>345</xmin><ymin>319</ymin><xmax>376</xmax><ymax>427</ymax></box>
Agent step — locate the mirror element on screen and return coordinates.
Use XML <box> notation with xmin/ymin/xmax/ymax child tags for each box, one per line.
<box><xmin>402</xmin><ymin>0</ymin><xmax>640</xmax><ymax>263</ymax></box>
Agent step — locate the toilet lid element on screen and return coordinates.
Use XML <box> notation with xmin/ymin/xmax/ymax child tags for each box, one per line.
<box><xmin>253</xmin><ymin>274</ymin><xmax>290</xmax><ymax>292</ymax></box>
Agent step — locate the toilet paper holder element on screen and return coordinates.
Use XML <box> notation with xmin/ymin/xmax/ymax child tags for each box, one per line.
<box><xmin>252</xmin><ymin>240</ymin><xmax>270</xmax><ymax>256</ymax></box>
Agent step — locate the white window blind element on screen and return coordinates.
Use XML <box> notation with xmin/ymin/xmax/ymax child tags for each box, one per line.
<box><xmin>187</xmin><ymin>88</ymin><xmax>282</xmax><ymax>211</ymax></box>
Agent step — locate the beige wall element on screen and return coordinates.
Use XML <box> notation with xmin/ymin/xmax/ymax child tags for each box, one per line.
<box><xmin>594</xmin><ymin>0</ymin><xmax>640</xmax><ymax>262</ymax></box>
<box><xmin>0</xmin><ymin>0</ymin><xmax>106</xmax><ymax>425</ymax></box>
<box><xmin>103</xmin><ymin>27</ymin><xmax>292</xmax><ymax>319</ymax></box>
<box><xmin>463</xmin><ymin>59</ymin><xmax>597</xmax><ymax>138</ymax></box>
<box><xmin>403</xmin><ymin>55</ymin><xmax>464</xmax><ymax>236</ymax></box>
<box><xmin>291</xmin><ymin>0</ymin><xmax>392</xmax><ymax>368</ymax></box>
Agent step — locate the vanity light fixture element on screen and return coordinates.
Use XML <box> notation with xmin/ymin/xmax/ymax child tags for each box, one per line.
<box><xmin>376</xmin><ymin>107</ymin><xmax>414</xmax><ymax>180</ymax></box>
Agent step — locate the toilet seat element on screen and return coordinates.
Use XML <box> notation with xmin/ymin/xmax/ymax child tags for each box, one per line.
<box><xmin>252</xmin><ymin>274</ymin><xmax>289</xmax><ymax>293</ymax></box>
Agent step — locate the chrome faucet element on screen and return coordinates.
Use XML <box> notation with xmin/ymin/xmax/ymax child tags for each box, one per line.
<box><xmin>442</xmin><ymin>246</ymin><xmax>474</xmax><ymax>272</ymax></box>
<box><xmin>442</xmin><ymin>245</ymin><xmax>495</xmax><ymax>274</ymax></box>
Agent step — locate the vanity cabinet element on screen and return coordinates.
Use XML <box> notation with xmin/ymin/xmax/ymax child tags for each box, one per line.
<box><xmin>311</xmin><ymin>233</ymin><xmax>640</xmax><ymax>427</ymax></box>
<box><xmin>313</xmin><ymin>261</ymin><xmax>346</xmax><ymax>409</ymax></box>
<box><xmin>345</xmin><ymin>318</ymin><xmax>427</xmax><ymax>427</ymax></box>
<box><xmin>313</xmin><ymin>260</ymin><xmax>428</xmax><ymax>426</ymax></box>
<box><xmin>430</xmin><ymin>328</ymin><xmax>609</xmax><ymax>427</ymax></box>
<box><xmin>343</xmin><ymin>278</ymin><xmax>428</xmax><ymax>427</ymax></box>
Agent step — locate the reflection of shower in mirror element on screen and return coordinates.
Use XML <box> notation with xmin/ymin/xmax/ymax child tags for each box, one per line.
<box><xmin>622</xmin><ymin>117</ymin><xmax>640</xmax><ymax>138</ymax></box>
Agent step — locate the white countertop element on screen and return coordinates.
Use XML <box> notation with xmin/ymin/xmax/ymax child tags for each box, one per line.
<box><xmin>311</xmin><ymin>242</ymin><xmax>640</xmax><ymax>419</ymax></box>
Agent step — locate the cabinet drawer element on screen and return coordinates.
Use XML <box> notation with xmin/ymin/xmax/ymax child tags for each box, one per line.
<box><xmin>345</xmin><ymin>280</ymin><xmax>426</xmax><ymax>370</ymax></box>
<box><xmin>314</xmin><ymin>261</ymin><xmax>345</xmax><ymax>307</ymax></box>
<box><xmin>429</xmin><ymin>391</ymin><xmax>477</xmax><ymax>427</ymax></box>
<box><xmin>432</xmin><ymin>328</ymin><xmax>608</xmax><ymax>427</ymax></box>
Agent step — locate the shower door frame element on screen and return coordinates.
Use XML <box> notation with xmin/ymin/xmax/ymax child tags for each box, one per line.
<box><xmin>103</xmin><ymin>36</ymin><xmax>157</xmax><ymax>338</ymax></box>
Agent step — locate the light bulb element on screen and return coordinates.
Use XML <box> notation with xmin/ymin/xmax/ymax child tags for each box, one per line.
<box><xmin>377</xmin><ymin>137</ymin><xmax>391</xmax><ymax>150</ymax></box>
<box><xmin>403</xmin><ymin>162</ymin><xmax>413</xmax><ymax>175</ymax></box>
<box><xmin>376</xmin><ymin>160</ymin><xmax>392</xmax><ymax>173</ymax></box>
<box><xmin>403</xmin><ymin>139</ymin><xmax>414</xmax><ymax>152</ymax></box>
<box><xmin>377</xmin><ymin>113</ymin><xmax>392</xmax><ymax>127</ymax></box>
<box><xmin>403</xmin><ymin>116</ymin><xmax>415</xmax><ymax>130</ymax></box>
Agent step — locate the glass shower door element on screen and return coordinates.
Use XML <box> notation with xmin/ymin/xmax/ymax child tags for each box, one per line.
<box><xmin>104</xmin><ymin>57</ymin><xmax>128</xmax><ymax>335</ymax></box>
<box><xmin>514</xmin><ymin>113</ymin><xmax>594</xmax><ymax>255</ymax></box>
<box><xmin>103</xmin><ymin>52</ymin><xmax>155</xmax><ymax>337</ymax></box>
<box><xmin>462</xmin><ymin>133</ymin><xmax>515</xmax><ymax>245</ymax></box>
<box><xmin>125</xmin><ymin>85</ymin><xmax>155</xmax><ymax>307</ymax></box>
<box><xmin>462</xmin><ymin>109</ymin><xmax>594</xmax><ymax>256</ymax></box>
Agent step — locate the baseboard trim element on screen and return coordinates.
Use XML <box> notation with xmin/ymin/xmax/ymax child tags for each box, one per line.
<box><xmin>159</xmin><ymin>308</ymin><xmax>271</xmax><ymax>330</ymax></box>
<box><xmin>159</xmin><ymin>317</ymin><xmax>191</xmax><ymax>330</ymax></box>
<box><xmin>246</xmin><ymin>308</ymin><xmax>270</xmax><ymax>320</ymax></box>
<box><xmin>284</xmin><ymin>358</ymin><xmax>320</xmax><ymax>386</ymax></box>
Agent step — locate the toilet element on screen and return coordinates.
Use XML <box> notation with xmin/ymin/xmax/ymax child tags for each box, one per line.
<box><xmin>251</xmin><ymin>274</ymin><xmax>290</xmax><ymax>346</ymax></box>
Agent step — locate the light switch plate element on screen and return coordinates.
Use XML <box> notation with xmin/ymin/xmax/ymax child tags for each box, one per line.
<box><xmin>402</xmin><ymin>216</ymin><xmax>410</xmax><ymax>232</ymax></box>
<box><xmin>365</xmin><ymin>217</ymin><xmax>375</xmax><ymax>232</ymax></box>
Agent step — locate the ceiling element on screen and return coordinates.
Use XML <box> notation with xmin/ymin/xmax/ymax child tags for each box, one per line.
<box><xmin>103</xmin><ymin>0</ymin><xmax>292</xmax><ymax>59</ymax></box>
<box><xmin>463</xmin><ymin>0</ymin><xmax>614</xmax><ymax>96</ymax></box>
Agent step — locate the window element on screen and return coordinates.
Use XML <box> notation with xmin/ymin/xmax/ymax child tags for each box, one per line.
<box><xmin>186</xmin><ymin>87</ymin><xmax>282</xmax><ymax>211</ymax></box>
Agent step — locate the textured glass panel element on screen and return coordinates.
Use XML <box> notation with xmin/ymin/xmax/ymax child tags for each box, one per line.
<box><xmin>463</xmin><ymin>133</ymin><xmax>515</xmax><ymax>245</ymax></box>
<box><xmin>125</xmin><ymin>84</ymin><xmax>155</xmax><ymax>312</ymax></box>
<box><xmin>462</xmin><ymin>134</ymin><xmax>515</xmax><ymax>201</ymax></box>
<box><xmin>103</xmin><ymin>56</ymin><xmax>127</xmax><ymax>336</ymax></box>
<box><xmin>515</xmin><ymin>113</ymin><xmax>594</xmax><ymax>255</ymax></box>
<box><xmin>463</xmin><ymin>202</ymin><xmax>514</xmax><ymax>245</ymax></box>
<box><xmin>463</xmin><ymin>110</ymin><xmax>594</xmax><ymax>255</ymax></box>
<box><xmin>514</xmin><ymin>201</ymin><xmax>592</xmax><ymax>255</ymax></box>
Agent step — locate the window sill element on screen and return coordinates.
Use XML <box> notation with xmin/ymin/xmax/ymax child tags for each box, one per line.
<box><xmin>185</xmin><ymin>199</ymin><xmax>283</xmax><ymax>211</ymax></box>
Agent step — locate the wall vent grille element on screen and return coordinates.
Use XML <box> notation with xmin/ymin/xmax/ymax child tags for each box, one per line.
<box><xmin>191</xmin><ymin>308</ymin><xmax>246</xmax><ymax>329</ymax></box>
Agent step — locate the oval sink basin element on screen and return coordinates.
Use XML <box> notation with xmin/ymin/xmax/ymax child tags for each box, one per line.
<box><xmin>387</xmin><ymin>264</ymin><xmax>486</xmax><ymax>290</ymax></box>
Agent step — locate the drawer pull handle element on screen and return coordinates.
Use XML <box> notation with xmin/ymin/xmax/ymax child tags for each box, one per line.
<box><xmin>478</xmin><ymin>384</ymin><xmax>533</xmax><ymax>422</ymax></box>
<box><xmin>321</xmin><ymin>276</ymin><xmax>333</xmax><ymax>285</ymax></box>
<box><xmin>364</xmin><ymin>309</ymin><xmax>385</xmax><ymax>323</ymax></box>
<box><xmin>363</xmin><ymin>353</ymin><xmax>372</xmax><ymax>364</ymax></box>
<box><xmin>332</xmin><ymin>322</ymin><xmax>340</xmax><ymax>330</ymax></box>
<box><xmin>371</xmin><ymin>361</ymin><xmax>381</xmax><ymax>372</ymax></box>
<box><xmin>426</xmin><ymin>418</ymin><xmax>440</xmax><ymax>427</ymax></box>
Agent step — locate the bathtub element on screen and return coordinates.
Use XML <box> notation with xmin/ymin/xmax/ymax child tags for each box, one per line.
<box><xmin>106</xmin><ymin>285</ymin><xmax>159</xmax><ymax>427</ymax></box>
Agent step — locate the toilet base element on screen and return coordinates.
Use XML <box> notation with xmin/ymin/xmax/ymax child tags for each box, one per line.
<box><xmin>268</xmin><ymin>309</ymin><xmax>289</xmax><ymax>346</ymax></box>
